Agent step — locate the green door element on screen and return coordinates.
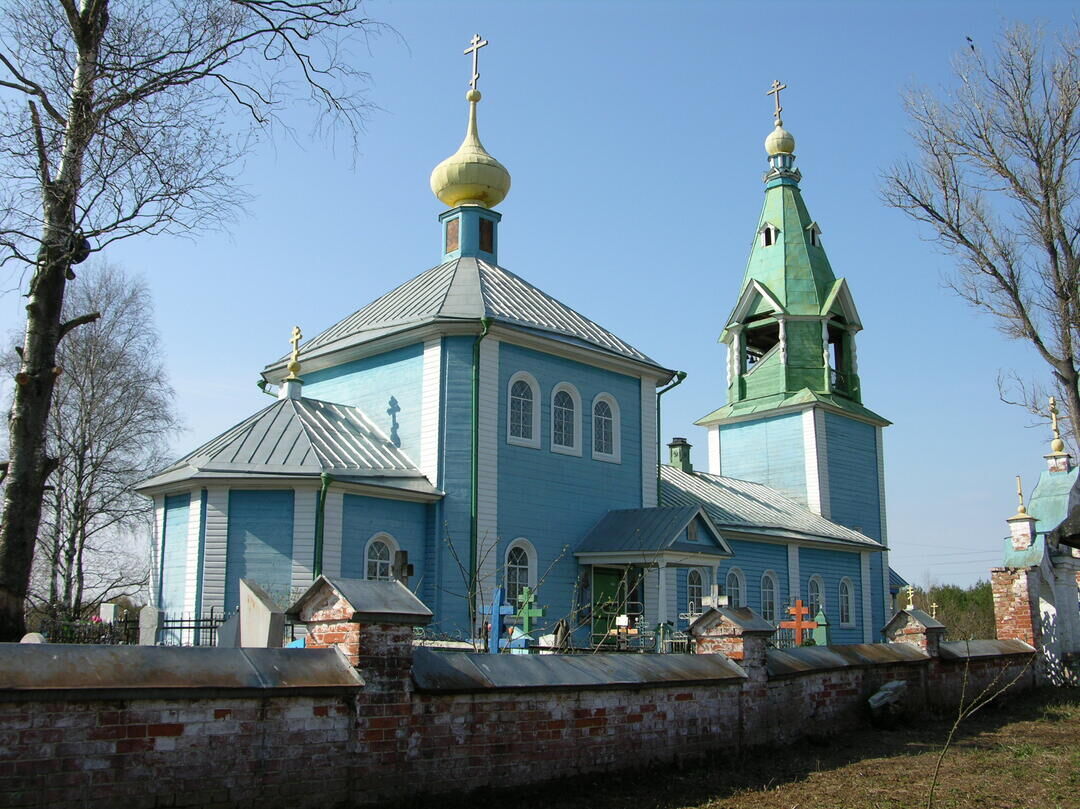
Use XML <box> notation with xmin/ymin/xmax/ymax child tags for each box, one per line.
<box><xmin>592</xmin><ymin>568</ymin><xmax>624</xmax><ymax>646</ymax></box>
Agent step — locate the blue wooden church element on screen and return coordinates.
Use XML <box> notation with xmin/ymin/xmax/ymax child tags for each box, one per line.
<box><xmin>137</xmin><ymin>50</ymin><xmax>893</xmax><ymax>647</ymax></box>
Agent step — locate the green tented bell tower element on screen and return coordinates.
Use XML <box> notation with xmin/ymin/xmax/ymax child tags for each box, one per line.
<box><xmin>696</xmin><ymin>83</ymin><xmax>891</xmax><ymax>625</ymax></box>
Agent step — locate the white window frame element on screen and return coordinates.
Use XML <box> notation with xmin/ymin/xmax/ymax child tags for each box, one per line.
<box><xmin>550</xmin><ymin>382</ymin><xmax>582</xmax><ymax>456</ymax></box>
<box><xmin>760</xmin><ymin>570</ymin><xmax>778</xmax><ymax>624</ymax></box>
<box><xmin>504</xmin><ymin>538</ymin><xmax>537</xmax><ymax>605</ymax></box>
<box><xmin>725</xmin><ymin>567</ymin><xmax>746</xmax><ymax>608</ymax></box>
<box><xmin>364</xmin><ymin>532</ymin><xmax>399</xmax><ymax>582</ymax></box>
<box><xmin>590</xmin><ymin>392</ymin><xmax>621</xmax><ymax>463</ymax></box>
<box><xmin>839</xmin><ymin>577</ymin><xmax>855</xmax><ymax>627</ymax></box>
<box><xmin>808</xmin><ymin>574</ymin><xmax>825</xmax><ymax>618</ymax></box>
<box><xmin>687</xmin><ymin>568</ymin><xmax>704</xmax><ymax>615</ymax></box>
<box><xmin>759</xmin><ymin>222</ymin><xmax>780</xmax><ymax>247</ymax></box>
<box><xmin>506</xmin><ymin>371</ymin><xmax>541</xmax><ymax>449</ymax></box>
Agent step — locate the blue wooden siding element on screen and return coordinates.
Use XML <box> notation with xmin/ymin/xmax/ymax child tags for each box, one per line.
<box><xmin>718</xmin><ymin>414</ymin><xmax>807</xmax><ymax>504</ymax></box>
<box><xmin>225</xmin><ymin>490</ymin><xmax>295</xmax><ymax>612</ymax></box>
<box><xmin>159</xmin><ymin>493</ymin><xmax>190</xmax><ymax>614</ymax></box>
<box><xmin>495</xmin><ymin>342</ymin><xmax>643</xmax><ymax>640</ymax></box>
<box><xmin>431</xmin><ymin>336</ymin><xmax>475</xmax><ymax>632</ymax></box>
<box><xmin>302</xmin><ymin>344</ymin><xmax>424</xmax><ymax>459</ymax></box>
<box><xmin>823</xmin><ymin>412</ymin><xmax>881</xmax><ymax>541</ymax></box>
<box><xmin>341</xmin><ymin>494</ymin><xmax>428</xmax><ymax>581</ymax></box>
<box><xmin>721</xmin><ymin>539</ymin><xmax>789</xmax><ymax>618</ymax></box>
<box><xmin>798</xmin><ymin>546</ymin><xmax>863</xmax><ymax>644</ymax></box>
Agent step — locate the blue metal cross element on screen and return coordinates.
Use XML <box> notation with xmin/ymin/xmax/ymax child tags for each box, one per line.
<box><xmin>487</xmin><ymin>587</ymin><xmax>514</xmax><ymax>654</ymax></box>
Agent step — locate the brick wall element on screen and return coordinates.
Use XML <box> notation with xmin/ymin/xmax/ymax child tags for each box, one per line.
<box><xmin>0</xmin><ymin>641</ymin><xmax>1036</xmax><ymax>809</ymax></box>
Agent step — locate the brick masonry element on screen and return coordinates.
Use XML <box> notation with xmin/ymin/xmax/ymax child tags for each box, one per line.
<box><xmin>0</xmin><ymin>622</ymin><xmax>1036</xmax><ymax>808</ymax></box>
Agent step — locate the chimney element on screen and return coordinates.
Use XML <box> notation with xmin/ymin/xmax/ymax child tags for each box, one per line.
<box><xmin>668</xmin><ymin>437</ymin><xmax>693</xmax><ymax>474</ymax></box>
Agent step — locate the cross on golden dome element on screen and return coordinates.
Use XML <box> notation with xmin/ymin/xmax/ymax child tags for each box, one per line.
<box><xmin>464</xmin><ymin>33</ymin><xmax>488</xmax><ymax>92</ymax></box>
<box><xmin>767</xmin><ymin>79</ymin><xmax>787</xmax><ymax>125</ymax></box>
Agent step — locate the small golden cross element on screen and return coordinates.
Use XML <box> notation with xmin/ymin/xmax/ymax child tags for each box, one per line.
<box><xmin>766</xmin><ymin>79</ymin><xmax>787</xmax><ymax>122</ymax></box>
<box><xmin>1016</xmin><ymin>474</ymin><xmax>1025</xmax><ymax>511</ymax></box>
<box><xmin>464</xmin><ymin>33</ymin><xmax>488</xmax><ymax>92</ymax></box>
<box><xmin>905</xmin><ymin>584</ymin><xmax>915</xmax><ymax>611</ymax></box>
<box><xmin>289</xmin><ymin>325</ymin><xmax>302</xmax><ymax>364</ymax></box>
<box><xmin>1050</xmin><ymin>396</ymin><xmax>1060</xmax><ymax>439</ymax></box>
<box><xmin>930</xmin><ymin>602</ymin><xmax>939</xmax><ymax>618</ymax></box>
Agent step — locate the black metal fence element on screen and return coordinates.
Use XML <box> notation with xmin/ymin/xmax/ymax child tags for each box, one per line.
<box><xmin>39</xmin><ymin>615</ymin><xmax>139</xmax><ymax>645</ymax></box>
<box><xmin>156</xmin><ymin>607</ymin><xmax>230</xmax><ymax>646</ymax></box>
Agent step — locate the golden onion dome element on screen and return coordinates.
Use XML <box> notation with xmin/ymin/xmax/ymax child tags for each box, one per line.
<box><xmin>430</xmin><ymin>89</ymin><xmax>511</xmax><ymax>209</ymax></box>
<box><xmin>765</xmin><ymin>123</ymin><xmax>796</xmax><ymax>156</ymax></box>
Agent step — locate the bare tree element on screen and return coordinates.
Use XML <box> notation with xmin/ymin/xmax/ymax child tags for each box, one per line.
<box><xmin>882</xmin><ymin>24</ymin><xmax>1080</xmax><ymax>444</ymax></box>
<box><xmin>3</xmin><ymin>263</ymin><xmax>178</xmax><ymax>623</ymax></box>
<box><xmin>0</xmin><ymin>0</ymin><xmax>381</xmax><ymax>639</ymax></box>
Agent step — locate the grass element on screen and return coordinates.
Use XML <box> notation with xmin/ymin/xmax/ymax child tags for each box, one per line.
<box><xmin>420</xmin><ymin>687</ymin><xmax>1080</xmax><ymax>809</ymax></box>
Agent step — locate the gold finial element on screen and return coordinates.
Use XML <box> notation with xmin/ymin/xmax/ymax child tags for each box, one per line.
<box><xmin>930</xmin><ymin>602</ymin><xmax>939</xmax><ymax>619</ymax></box>
<box><xmin>905</xmin><ymin>584</ymin><xmax>915</xmax><ymax>611</ymax></box>
<box><xmin>766</xmin><ymin>79</ymin><xmax>787</xmax><ymax>126</ymax></box>
<box><xmin>1015</xmin><ymin>474</ymin><xmax>1027</xmax><ymax>515</ymax></box>
<box><xmin>464</xmin><ymin>33</ymin><xmax>488</xmax><ymax>93</ymax></box>
<box><xmin>285</xmin><ymin>325</ymin><xmax>303</xmax><ymax>381</ymax></box>
<box><xmin>430</xmin><ymin>34</ymin><xmax>510</xmax><ymax>209</ymax></box>
<box><xmin>1049</xmin><ymin>396</ymin><xmax>1066</xmax><ymax>454</ymax></box>
<box><xmin>764</xmin><ymin>79</ymin><xmax>796</xmax><ymax>156</ymax></box>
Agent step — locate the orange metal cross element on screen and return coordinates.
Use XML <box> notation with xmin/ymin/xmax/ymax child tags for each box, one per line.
<box><xmin>779</xmin><ymin>599</ymin><xmax>818</xmax><ymax>646</ymax></box>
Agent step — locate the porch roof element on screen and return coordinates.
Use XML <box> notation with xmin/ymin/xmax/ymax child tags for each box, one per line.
<box><xmin>575</xmin><ymin>506</ymin><xmax>732</xmax><ymax>566</ymax></box>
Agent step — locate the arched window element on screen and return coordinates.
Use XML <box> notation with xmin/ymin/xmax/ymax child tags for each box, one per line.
<box><xmin>808</xmin><ymin>575</ymin><xmax>825</xmax><ymax>618</ymax></box>
<box><xmin>839</xmin><ymin>578</ymin><xmax>854</xmax><ymax>626</ymax></box>
<box><xmin>591</xmin><ymin>393</ymin><xmax>621</xmax><ymax>462</ymax></box>
<box><xmin>504</xmin><ymin>539</ymin><xmax>536</xmax><ymax>604</ymax></box>
<box><xmin>687</xmin><ymin>569</ymin><xmax>703</xmax><ymax>615</ymax></box>
<box><xmin>365</xmin><ymin>533</ymin><xmax>398</xmax><ymax>581</ymax></box>
<box><xmin>726</xmin><ymin>568</ymin><xmax>745</xmax><ymax>608</ymax></box>
<box><xmin>760</xmin><ymin>571</ymin><xmax>778</xmax><ymax>623</ymax></box>
<box><xmin>550</xmin><ymin>383</ymin><xmax>581</xmax><ymax>455</ymax></box>
<box><xmin>507</xmin><ymin>372</ymin><xmax>540</xmax><ymax>448</ymax></box>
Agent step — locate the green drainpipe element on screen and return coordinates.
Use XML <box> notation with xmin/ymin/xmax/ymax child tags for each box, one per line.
<box><xmin>655</xmin><ymin>371</ymin><xmax>687</xmax><ymax>506</ymax></box>
<box><xmin>313</xmin><ymin>471</ymin><xmax>332</xmax><ymax>579</ymax></box>
<box><xmin>469</xmin><ymin>317</ymin><xmax>494</xmax><ymax>627</ymax></box>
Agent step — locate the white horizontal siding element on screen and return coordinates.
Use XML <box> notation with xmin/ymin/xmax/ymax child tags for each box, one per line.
<box><xmin>183</xmin><ymin>493</ymin><xmax>203</xmax><ymax>616</ymax></box>
<box><xmin>420</xmin><ymin>338</ymin><xmax>442</xmax><ymax>485</ymax></box>
<box><xmin>201</xmin><ymin>487</ymin><xmax>229</xmax><ymax>614</ymax></box>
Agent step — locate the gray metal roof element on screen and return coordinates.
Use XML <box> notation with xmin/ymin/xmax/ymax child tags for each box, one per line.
<box><xmin>766</xmin><ymin>642</ymin><xmax>929</xmax><ymax>677</ymax></box>
<box><xmin>660</xmin><ymin>465</ymin><xmax>883</xmax><ymax>549</ymax></box>
<box><xmin>0</xmin><ymin>644</ymin><xmax>362</xmax><ymax>695</ymax></box>
<box><xmin>137</xmin><ymin>396</ymin><xmax>438</xmax><ymax>495</ymax></box>
<box><xmin>411</xmin><ymin>647</ymin><xmax>746</xmax><ymax>692</ymax></box>
<box><xmin>269</xmin><ymin>257</ymin><xmax>661</xmax><ymax>370</ymax></box>
<box><xmin>576</xmin><ymin>506</ymin><xmax>731</xmax><ymax>557</ymax></box>
<box><xmin>938</xmin><ymin>639</ymin><xmax>1035</xmax><ymax>659</ymax></box>
<box><xmin>288</xmin><ymin>576</ymin><xmax>433</xmax><ymax>626</ymax></box>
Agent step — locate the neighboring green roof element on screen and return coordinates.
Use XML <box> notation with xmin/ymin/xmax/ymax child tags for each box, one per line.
<box><xmin>696</xmin><ymin>387</ymin><xmax>890</xmax><ymax>427</ymax></box>
<box><xmin>1027</xmin><ymin>466</ymin><xmax>1078</xmax><ymax>531</ymax></box>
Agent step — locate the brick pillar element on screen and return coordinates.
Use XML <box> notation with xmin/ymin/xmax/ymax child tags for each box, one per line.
<box><xmin>883</xmin><ymin>610</ymin><xmax>945</xmax><ymax>657</ymax></box>
<box><xmin>297</xmin><ymin>589</ymin><xmax>364</xmax><ymax>665</ymax></box>
<box><xmin>991</xmin><ymin>566</ymin><xmax>1040</xmax><ymax>649</ymax></box>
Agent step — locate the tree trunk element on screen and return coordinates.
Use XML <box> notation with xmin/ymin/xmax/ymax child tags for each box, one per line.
<box><xmin>0</xmin><ymin>3</ymin><xmax>106</xmax><ymax>640</ymax></box>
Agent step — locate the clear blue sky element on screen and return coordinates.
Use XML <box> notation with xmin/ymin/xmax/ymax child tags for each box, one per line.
<box><xmin>2</xmin><ymin>0</ymin><xmax>1074</xmax><ymax>587</ymax></box>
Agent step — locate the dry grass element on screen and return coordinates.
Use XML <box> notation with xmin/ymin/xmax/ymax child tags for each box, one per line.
<box><xmin>422</xmin><ymin>688</ymin><xmax>1080</xmax><ymax>809</ymax></box>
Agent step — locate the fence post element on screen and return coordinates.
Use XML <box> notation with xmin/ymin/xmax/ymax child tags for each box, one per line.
<box><xmin>138</xmin><ymin>605</ymin><xmax>161</xmax><ymax>646</ymax></box>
